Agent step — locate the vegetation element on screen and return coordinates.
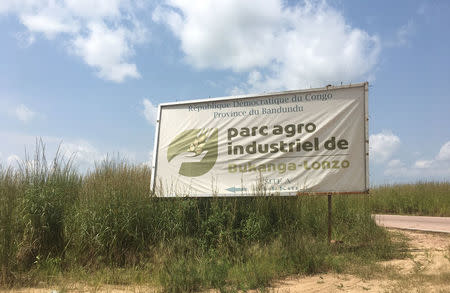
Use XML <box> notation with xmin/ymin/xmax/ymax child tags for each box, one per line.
<box><xmin>0</xmin><ymin>142</ymin><xmax>447</xmax><ymax>291</ymax></box>
<box><xmin>370</xmin><ymin>182</ymin><xmax>450</xmax><ymax>216</ymax></box>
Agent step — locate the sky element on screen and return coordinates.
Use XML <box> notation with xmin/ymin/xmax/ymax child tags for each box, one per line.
<box><xmin>0</xmin><ymin>0</ymin><xmax>449</xmax><ymax>185</ymax></box>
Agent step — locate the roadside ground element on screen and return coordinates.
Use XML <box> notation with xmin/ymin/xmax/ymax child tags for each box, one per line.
<box><xmin>270</xmin><ymin>229</ymin><xmax>450</xmax><ymax>292</ymax></box>
<box><xmin>1</xmin><ymin>229</ymin><xmax>449</xmax><ymax>293</ymax></box>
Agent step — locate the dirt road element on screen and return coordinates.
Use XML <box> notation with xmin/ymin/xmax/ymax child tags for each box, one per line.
<box><xmin>374</xmin><ymin>214</ymin><xmax>450</xmax><ymax>233</ymax></box>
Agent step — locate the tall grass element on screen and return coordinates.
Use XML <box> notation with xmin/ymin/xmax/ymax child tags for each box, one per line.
<box><xmin>19</xmin><ymin>143</ymin><xmax>81</xmax><ymax>268</ymax></box>
<box><xmin>3</xmin><ymin>142</ymin><xmax>446</xmax><ymax>290</ymax></box>
<box><xmin>370</xmin><ymin>182</ymin><xmax>450</xmax><ymax>216</ymax></box>
<box><xmin>0</xmin><ymin>167</ymin><xmax>20</xmax><ymax>285</ymax></box>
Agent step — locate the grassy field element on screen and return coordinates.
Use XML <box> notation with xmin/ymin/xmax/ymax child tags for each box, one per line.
<box><xmin>370</xmin><ymin>182</ymin><xmax>450</xmax><ymax>216</ymax></box>
<box><xmin>0</xmin><ymin>144</ymin><xmax>447</xmax><ymax>291</ymax></box>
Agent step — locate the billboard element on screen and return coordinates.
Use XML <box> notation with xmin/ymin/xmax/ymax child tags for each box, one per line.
<box><xmin>151</xmin><ymin>82</ymin><xmax>369</xmax><ymax>197</ymax></box>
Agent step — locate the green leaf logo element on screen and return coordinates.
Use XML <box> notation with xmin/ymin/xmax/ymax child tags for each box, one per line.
<box><xmin>167</xmin><ymin>128</ymin><xmax>218</xmax><ymax>177</ymax></box>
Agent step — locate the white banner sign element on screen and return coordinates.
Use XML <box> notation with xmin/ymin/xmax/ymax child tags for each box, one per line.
<box><xmin>152</xmin><ymin>83</ymin><xmax>369</xmax><ymax>196</ymax></box>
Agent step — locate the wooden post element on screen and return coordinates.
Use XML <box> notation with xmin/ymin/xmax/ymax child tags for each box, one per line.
<box><xmin>327</xmin><ymin>193</ymin><xmax>332</xmax><ymax>244</ymax></box>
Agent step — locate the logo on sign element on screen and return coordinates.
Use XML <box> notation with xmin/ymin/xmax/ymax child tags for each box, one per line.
<box><xmin>167</xmin><ymin>128</ymin><xmax>218</xmax><ymax>177</ymax></box>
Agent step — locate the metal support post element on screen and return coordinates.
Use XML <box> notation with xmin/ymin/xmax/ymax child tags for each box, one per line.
<box><xmin>328</xmin><ymin>193</ymin><xmax>332</xmax><ymax>244</ymax></box>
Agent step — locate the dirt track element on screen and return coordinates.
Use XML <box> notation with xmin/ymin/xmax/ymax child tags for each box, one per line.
<box><xmin>374</xmin><ymin>214</ymin><xmax>450</xmax><ymax>233</ymax></box>
<box><xmin>270</xmin><ymin>229</ymin><xmax>450</xmax><ymax>292</ymax></box>
<box><xmin>2</xmin><ymin>229</ymin><xmax>450</xmax><ymax>293</ymax></box>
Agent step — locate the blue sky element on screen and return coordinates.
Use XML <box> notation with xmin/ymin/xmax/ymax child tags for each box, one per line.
<box><xmin>0</xmin><ymin>0</ymin><xmax>449</xmax><ymax>185</ymax></box>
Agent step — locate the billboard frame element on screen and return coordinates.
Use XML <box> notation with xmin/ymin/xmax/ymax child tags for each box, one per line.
<box><xmin>150</xmin><ymin>82</ymin><xmax>369</xmax><ymax>196</ymax></box>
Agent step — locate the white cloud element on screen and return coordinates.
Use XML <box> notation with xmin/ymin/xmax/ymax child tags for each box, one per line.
<box><xmin>0</xmin><ymin>131</ymin><xmax>151</xmax><ymax>172</ymax></box>
<box><xmin>384</xmin><ymin>141</ymin><xmax>450</xmax><ymax>180</ymax></box>
<box><xmin>386</xmin><ymin>159</ymin><xmax>403</xmax><ymax>169</ymax></box>
<box><xmin>0</xmin><ymin>131</ymin><xmax>106</xmax><ymax>172</ymax></box>
<box><xmin>20</xmin><ymin>12</ymin><xmax>79</xmax><ymax>37</ymax></box>
<box><xmin>385</xmin><ymin>20</ymin><xmax>414</xmax><ymax>48</ymax></box>
<box><xmin>64</xmin><ymin>0</ymin><xmax>123</xmax><ymax>19</ymax></box>
<box><xmin>2</xmin><ymin>101</ymin><xmax>43</xmax><ymax>122</ymax></box>
<box><xmin>6</xmin><ymin>154</ymin><xmax>22</xmax><ymax>168</ymax></box>
<box><xmin>153</xmin><ymin>0</ymin><xmax>282</xmax><ymax>71</ymax></box>
<box><xmin>414</xmin><ymin>160</ymin><xmax>433</xmax><ymax>169</ymax></box>
<box><xmin>1</xmin><ymin>0</ymin><xmax>146</xmax><ymax>82</ymax></box>
<box><xmin>395</xmin><ymin>20</ymin><xmax>414</xmax><ymax>46</ymax></box>
<box><xmin>60</xmin><ymin>140</ymin><xmax>105</xmax><ymax>166</ymax></box>
<box><xmin>72</xmin><ymin>22</ymin><xmax>141</xmax><ymax>82</ymax></box>
<box><xmin>436</xmin><ymin>141</ymin><xmax>450</xmax><ymax>161</ymax></box>
<box><xmin>154</xmin><ymin>0</ymin><xmax>380</xmax><ymax>92</ymax></box>
<box><xmin>385</xmin><ymin>159</ymin><xmax>450</xmax><ymax>179</ymax></box>
<box><xmin>14</xmin><ymin>104</ymin><xmax>36</xmax><ymax>122</ymax></box>
<box><xmin>15</xmin><ymin>31</ymin><xmax>36</xmax><ymax>47</ymax></box>
<box><xmin>370</xmin><ymin>130</ymin><xmax>401</xmax><ymax>163</ymax></box>
<box><xmin>417</xmin><ymin>3</ymin><xmax>428</xmax><ymax>15</ymax></box>
<box><xmin>384</xmin><ymin>159</ymin><xmax>408</xmax><ymax>177</ymax></box>
<box><xmin>142</xmin><ymin>98</ymin><xmax>158</xmax><ymax>125</ymax></box>
<box><xmin>142</xmin><ymin>150</ymin><xmax>153</xmax><ymax>167</ymax></box>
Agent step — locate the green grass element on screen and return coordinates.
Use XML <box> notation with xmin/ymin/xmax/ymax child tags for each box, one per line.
<box><xmin>0</xmin><ymin>141</ymin><xmax>447</xmax><ymax>291</ymax></box>
<box><xmin>369</xmin><ymin>182</ymin><xmax>450</xmax><ymax>216</ymax></box>
<box><xmin>0</xmin><ymin>167</ymin><xmax>21</xmax><ymax>286</ymax></box>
